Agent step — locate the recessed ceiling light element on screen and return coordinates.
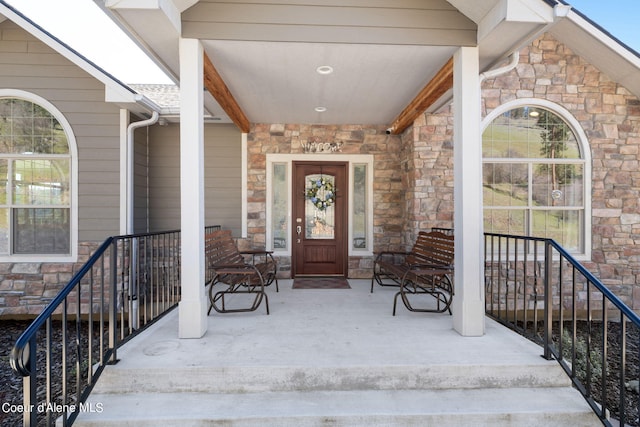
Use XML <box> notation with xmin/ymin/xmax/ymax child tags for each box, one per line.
<box><xmin>314</xmin><ymin>106</ymin><xmax>327</xmax><ymax>112</ymax></box>
<box><xmin>316</xmin><ymin>65</ymin><xmax>334</xmax><ymax>75</ymax></box>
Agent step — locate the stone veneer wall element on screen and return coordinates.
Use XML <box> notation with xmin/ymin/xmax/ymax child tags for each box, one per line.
<box><xmin>484</xmin><ymin>33</ymin><xmax>640</xmax><ymax>309</ymax></box>
<box><xmin>0</xmin><ymin>242</ymin><xmax>101</xmax><ymax>317</ymax></box>
<box><xmin>346</xmin><ymin>32</ymin><xmax>640</xmax><ymax>309</ymax></box>
<box><xmin>245</xmin><ymin>124</ymin><xmax>403</xmax><ymax>278</ymax></box>
<box><xmin>409</xmin><ymin>33</ymin><xmax>640</xmax><ymax>309</ymax></box>
<box><xmin>401</xmin><ymin>108</ymin><xmax>455</xmax><ymax>246</ymax></box>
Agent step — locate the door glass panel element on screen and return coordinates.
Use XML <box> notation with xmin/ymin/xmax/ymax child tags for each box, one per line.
<box><xmin>271</xmin><ymin>163</ymin><xmax>288</xmax><ymax>249</ymax></box>
<box><xmin>353</xmin><ymin>164</ymin><xmax>366</xmax><ymax>250</ymax></box>
<box><xmin>305</xmin><ymin>173</ymin><xmax>335</xmax><ymax>239</ymax></box>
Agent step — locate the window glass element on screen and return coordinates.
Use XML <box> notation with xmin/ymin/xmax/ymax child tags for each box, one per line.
<box><xmin>482</xmin><ymin>163</ymin><xmax>528</xmax><ymax>207</ymax></box>
<box><xmin>483</xmin><ymin>106</ymin><xmax>585</xmax><ymax>252</ymax></box>
<box><xmin>13</xmin><ymin>159</ymin><xmax>70</xmax><ymax>205</ymax></box>
<box><xmin>14</xmin><ymin>208</ymin><xmax>70</xmax><ymax>254</ymax></box>
<box><xmin>0</xmin><ymin>98</ymin><xmax>71</xmax><ymax>255</ymax></box>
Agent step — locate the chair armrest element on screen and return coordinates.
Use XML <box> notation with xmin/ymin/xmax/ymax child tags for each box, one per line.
<box><xmin>240</xmin><ymin>249</ymin><xmax>273</xmax><ymax>255</ymax></box>
<box><xmin>212</xmin><ymin>262</ymin><xmax>248</xmax><ymax>270</ymax></box>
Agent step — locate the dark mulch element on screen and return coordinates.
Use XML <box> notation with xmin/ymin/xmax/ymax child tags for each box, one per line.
<box><xmin>1</xmin><ymin>321</ymin><xmax>26</xmax><ymax>427</ymax></box>
<box><xmin>576</xmin><ymin>320</ymin><xmax>640</xmax><ymax>426</ymax></box>
<box><xmin>528</xmin><ymin>319</ymin><xmax>640</xmax><ymax>426</ymax></box>
<box><xmin>1</xmin><ymin>319</ymin><xmax>102</xmax><ymax>427</ymax></box>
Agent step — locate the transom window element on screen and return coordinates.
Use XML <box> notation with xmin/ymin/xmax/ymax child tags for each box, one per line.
<box><xmin>482</xmin><ymin>104</ymin><xmax>588</xmax><ymax>255</ymax></box>
<box><xmin>0</xmin><ymin>98</ymin><xmax>71</xmax><ymax>255</ymax></box>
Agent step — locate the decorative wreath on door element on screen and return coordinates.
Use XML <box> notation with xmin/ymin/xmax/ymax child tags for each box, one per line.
<box><xmin>306</xmin><ymin>178</ymin><xmax>334</xmax><ymax>210</ymax></box>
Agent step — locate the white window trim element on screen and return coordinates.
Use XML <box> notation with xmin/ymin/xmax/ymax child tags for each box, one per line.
<box><xmin>482</xmin><ymin>98</ymin><xmax>592</xmax><ymax>260</ymax></box>
<box><xmin>0</xmin><ymin>89</ymin><xmax>78</xmax><ymax>262</ymax></box>
<box><xmin>265</xmin><ymin>154</ymin><xmax>374</xmax><ymax>257</ymax></box>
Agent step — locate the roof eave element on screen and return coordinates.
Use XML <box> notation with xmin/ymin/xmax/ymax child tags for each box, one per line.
<box><xmin>0</xmin><ymin>0</ymin><xmax>160</xmax><ymax>114</ymax></box>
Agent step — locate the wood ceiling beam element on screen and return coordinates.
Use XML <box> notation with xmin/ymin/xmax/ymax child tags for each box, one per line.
<box><xmin>387</xmin><ymin>57</ymin><xmax>454</xmax><ymax>135</ymax></box>
<box><xmin>203</xmin><ymin>52</ymin><xmax>250</xmax><ymax>133</ymax></box>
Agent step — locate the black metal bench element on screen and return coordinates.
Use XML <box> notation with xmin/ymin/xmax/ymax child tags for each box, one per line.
<box><xmin>205</xmin><ymin>229</ymin><xmax>278</xmax><ymax>314</ymax></box>
<box><xmin>371</xmin><ymin>230</ymin><xmax>454</xmax><ymax>315</ymax></box>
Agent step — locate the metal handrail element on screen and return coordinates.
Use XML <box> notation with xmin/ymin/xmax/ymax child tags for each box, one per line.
<box><xmin>485</xmin><ymin>232</ymin><xmax>640</xmax><ymax>426</ymax></box>
<box><xmin>10</xmin><ymin>236</ymin><xmax>114</xmax><ymax>377</ymax></box>
<box><xmin>8</xmin><ymin>227</ymin><xmax>202</xmax><ymax>426</ymax></box>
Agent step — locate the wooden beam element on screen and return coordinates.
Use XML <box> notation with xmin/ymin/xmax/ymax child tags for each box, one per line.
<box><xmin>388</xmin><ymin>57</ymin><xmax>454</xmax><ymax>135</ymax></box>
<box><xmin>203</xmin><ymin>52</ymin><xmax>250</xmax><ymax>133</ymax></box>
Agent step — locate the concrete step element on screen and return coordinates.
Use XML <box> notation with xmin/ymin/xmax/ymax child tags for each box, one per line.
<box><xmin>91</xmin><ymin>362</ymin><xmax>571</xmax><ymax>394</ymax></box>
<box><xmin>74</xmin><ymin>387</ymin><xmax>600</xmax><ymax>427</ymax></box>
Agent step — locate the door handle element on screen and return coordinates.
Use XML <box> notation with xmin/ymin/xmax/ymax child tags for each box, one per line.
<box><xmin>296</xmin><ymin>225</ymin><xmax>302</xmax><ymax>235</ymax></box>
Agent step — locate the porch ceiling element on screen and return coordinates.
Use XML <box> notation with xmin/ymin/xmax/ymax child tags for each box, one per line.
<box><xmin>99</xmin><ymin>0</ymin><xmax>560</xmax><ymax>127</ymax></box>
<box><xmin>200</xmin><ymin>40</ymin><xmax>458</xmax><ymax>125</ymax></box>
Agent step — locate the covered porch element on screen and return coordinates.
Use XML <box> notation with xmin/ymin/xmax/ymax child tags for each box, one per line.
<box><xmin>74</xmin><ymin>279</ymin><xmax>598</xmax><ymax>425</ymax></box>
<box><xmin>97</xmin><ymin>0</ymin><xmax>576</xmax><ymax>340</ymax></box>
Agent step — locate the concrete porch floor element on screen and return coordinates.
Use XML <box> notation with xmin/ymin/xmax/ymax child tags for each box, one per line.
<box><xmin>114</xmin><ymin>279</ymin><xmax>550</xmax><ymax>371</ymax></box>
<box><xmin>77</xmin><ymin>279</ymin><xmax>600</xmax><ymax>426</ymax></box>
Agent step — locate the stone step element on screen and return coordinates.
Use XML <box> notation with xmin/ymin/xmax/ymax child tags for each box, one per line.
<box><xmin>92</xmin><ymin>362</ymin><xmax>571</xmax><ymax>394</ymax></box>
<box><xmin>74</xmin><ymin>387</ymin><xmax>600</xmax><ymax>427</ymax></box>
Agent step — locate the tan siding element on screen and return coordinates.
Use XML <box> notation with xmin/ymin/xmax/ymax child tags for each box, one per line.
<box><xmin>148</xmin><ymin>124</ymin><xmax>181</xmax><ymax>231</ymax></box>
<box><xmin>0</xmin><ymin>21</ymin><xmax>123</xmax><ymax>242</ymax></box>
<box><xmin>134</xmin><ymin>126</ymin><xmax>149</xmax><ymax>233</ymax></box>
<box><xmin>148</xmin><ymin>123</ymin><xmax>242</xmax><ymax>235</ymax></box>
<box><xmin>183</xmin><ymin>0</ymin><xmax>475</xmax><ymax>45</ymax></box>
<box><xmin>204</xmin><ymin>125</ymin><xmax>242</xmax><ymax>235</ymax></box>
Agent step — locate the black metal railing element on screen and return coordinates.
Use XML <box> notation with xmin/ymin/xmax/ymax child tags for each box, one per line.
<box><xmin>9</xmin><ymin>228</ymin><xmax>185</xmax><ymax>426</ymax></box>
<box><xmin>485</xmin><ymin>232</ymin><xmax>640</xmax><ymax>426</ymax></box>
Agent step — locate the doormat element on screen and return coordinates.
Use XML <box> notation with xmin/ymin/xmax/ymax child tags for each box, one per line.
<box><xmin>292</xmin><ymin>277</ymin><xmax>351</xmax><ymax>289</ymax></box>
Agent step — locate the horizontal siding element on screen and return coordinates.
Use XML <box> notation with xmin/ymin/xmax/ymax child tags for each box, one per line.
<box><xmin>0</xmin><ymin>76</ymin><xmax>112</xmax><ymax>91</ymax></box>
<box><xmin>134</xmin><ymin>127</ymin><xmax>149</xmax><ymax>233</ymax></box>
<box><xmin>149</xmin><ymin>123</ymin><xmax>242</xmax><ymax>236</ymax></box>
<box><xmin>186</xmin><ymin>3</ymin><xmax>472</xmax><ymax>29</ymax></box>
<box><xmin>148</xmin><ymin>123</ymin><xmax>180</xmax><ymax>231</ymax></box>
<box><xmin>204</xmin><ymin>124</ymin><xmax>242</xmax><ymax>235</ymax></box>
<box><xmin>183</xmin><ymin>0</ymin><xmax>476</xmax><ymax>45</ymax></box>
<box><xmin>0</xmin><ymin>21</ymin><xmax>123</xmax><ymax>242</ymax></box>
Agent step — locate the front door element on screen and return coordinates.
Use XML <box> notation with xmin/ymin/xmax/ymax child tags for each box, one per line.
<box><xmin>293</xmin><ymin>161</ymin><xmax>347</xmax><ymax>276</ymax></box>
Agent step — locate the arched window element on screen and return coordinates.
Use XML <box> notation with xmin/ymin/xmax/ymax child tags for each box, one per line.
<box><xmin>482</xmin><ymin>100</ymin><xmax>590</xmax><ymax>257</ymax></box>
<box><xmin>0</xmin><ymin>93</ymin><xmax>75</xmax><ymax>257</ymax></box>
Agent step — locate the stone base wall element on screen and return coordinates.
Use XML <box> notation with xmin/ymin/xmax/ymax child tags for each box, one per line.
<box><xmin>0</xmin><ymin>242</ymin><xmax>102</xmax><ymax>318</ymax></box>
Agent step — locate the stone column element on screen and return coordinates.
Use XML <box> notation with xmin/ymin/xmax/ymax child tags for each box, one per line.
<box><xmin>178</xmin><ymin>38</ymin><xmax>208</xmax><ymax>338</ymax></box>
<box><xmin>452</xmin><ymin>46</ymin><xmax>485</xmax><ymax>336</ymax></box>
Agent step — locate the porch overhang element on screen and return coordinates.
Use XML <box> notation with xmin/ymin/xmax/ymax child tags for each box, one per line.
<box><xmin>96</xmin><ymin>0</ymin><xmax>560</xmax><ymax>128</ymax></box>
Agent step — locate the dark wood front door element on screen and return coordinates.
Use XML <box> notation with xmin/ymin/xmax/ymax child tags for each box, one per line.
<box><xmin>293</xmin><ymin>161</ymin><xmax>347</xmax><ymax>276</ymax></box>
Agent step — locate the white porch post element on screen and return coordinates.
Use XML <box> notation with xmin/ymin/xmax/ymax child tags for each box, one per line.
<box><xmin>452</xmin><ymin>46</ymin><xmax>485</xmax><ymax>336</ymax></box>
<box><xmin>178</xmin><ymin>37</ymin><xmax>208</xmax><ymax>338</ymax></box>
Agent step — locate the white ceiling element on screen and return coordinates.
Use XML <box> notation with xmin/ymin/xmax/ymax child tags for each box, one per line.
<box><xmin>203</xmin><ymin>40</ymin><xmax>457</xmax><ymax>124</ymax></box>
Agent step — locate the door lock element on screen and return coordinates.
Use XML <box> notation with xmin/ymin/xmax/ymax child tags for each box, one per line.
<box><xmin>296</xmin><ymin>225</ymin><xmax>302</xmax><ymax>235</ymax></box>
